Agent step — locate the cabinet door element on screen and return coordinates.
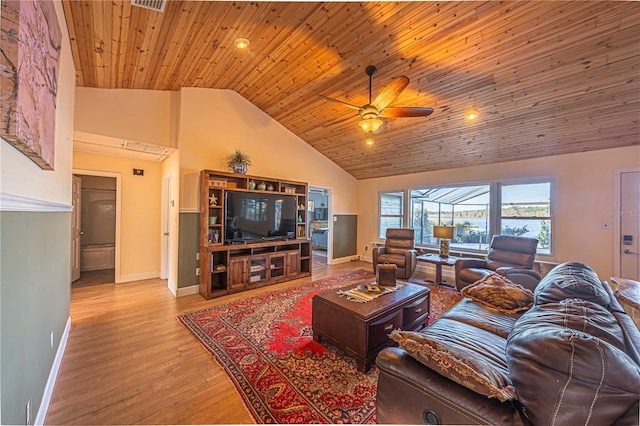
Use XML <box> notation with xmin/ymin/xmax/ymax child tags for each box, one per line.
<box><xmin>249</xmin><ymin>255</ymin><xmax>268</xmax><ymax>284</ymax></box>
<box><xmin>269</xmin><ymin>254</ymin><xmax>286</xmax><ymax>279</ymax></box>
<box><xmin>285</xmin><ymin>251</ymin><xmax>300</xmax><ymax>276</ymax></box>
<box><xmin>229</xmin><ymin>257</ymin><xmax>249</xmax><ymax>289</ymax></box>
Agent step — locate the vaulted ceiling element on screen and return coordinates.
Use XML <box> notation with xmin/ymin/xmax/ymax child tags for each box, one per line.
<box><xmin>62</xmin><ymin>1</ymin><xmax>640</xmax><ymax>180</ymax></box>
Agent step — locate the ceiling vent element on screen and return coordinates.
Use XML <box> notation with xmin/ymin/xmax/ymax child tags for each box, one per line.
<box><xmin>131</xmin><ymin>0</ymin><xmax>166</xmax><ymax>12</ymax></box>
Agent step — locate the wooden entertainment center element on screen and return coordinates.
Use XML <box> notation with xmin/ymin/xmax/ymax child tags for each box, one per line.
<box><xmin>198</xmin><ymin>169</ymin><xmax>311</xmax><ymax>299</ymax></box>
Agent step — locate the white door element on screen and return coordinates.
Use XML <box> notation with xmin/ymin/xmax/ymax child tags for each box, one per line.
<box><xmin>161</xmin><ymin>175</ymin><xmax>171</xmax><ymax>280</ymax></box>
<box><xmin>71</xmin><ymin>175</ymin><xmax>82</xmax><ymax>282</ymax></box>
<box><xmin>620</xmin><ymin>171</ymin><xmax>640</xmax><ymax>280</ymax></box>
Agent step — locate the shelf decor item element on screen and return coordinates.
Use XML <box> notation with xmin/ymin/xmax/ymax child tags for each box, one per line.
<box><xmin>258</xmin><ymin>182</ymin><xmax>267</xmax><ymax>191</ymax></box>
<box><xmin>249</xmin><ymin>180</ymin><xmax>256</xmax><ymax>190</ymax></box>
<box><xmin>226</xmin><ymin>149</ymin><xmax>252</xmax><ymax>174</ymax></box>
<box><xmin>209</xmin><ymin>178</ymin><xmax>227</xmax><ymax>188</ymax></box>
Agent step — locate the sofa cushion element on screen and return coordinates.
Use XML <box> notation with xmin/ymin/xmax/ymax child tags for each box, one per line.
<box><xmin>534</xmin><ymin>261</ymin><xmax>610</xmax><ymax>307</ymax></box>
<box><xmin>507</xmin><ymin>309</ymin><xmax>640</xmax><ymax>426</ymax></box>
<box><xmin>377</xmin><ymin>253</ymin><xmax>406</xmax><ymax>268</ymax></box>
<box><xmin>390</xmin><ymin>320</ymin><xmax>517</xmax><ymax>402</ymax></box>
<box><xmin>440</xmin><ymin>298</ymin><xmax>522</xmax><ymax>339</ymax></box>
<box><xmin>512</xmin><ymin>298</ymin><xmax>627</xmax><ymax>352</ymax></box>
<box><xmin>461</xmin><ymin>273</ymin><xmax>533</xmax><ymax>314</ymax></box>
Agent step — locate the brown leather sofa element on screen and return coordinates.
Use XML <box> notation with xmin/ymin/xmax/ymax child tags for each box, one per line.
<box><xmin>376</xmin><ymin>261</ymin><xmax>640</xmax><ymax>425</ymax></box>
<box><xmin>455</xmin><ymin>235</ymin><xmax>541</xmax><ymax>291</ymax></box>
<box><xmin>372</xmin><ymin>228</ymin><xmax>417</xmax><ymax>279</ymax></box>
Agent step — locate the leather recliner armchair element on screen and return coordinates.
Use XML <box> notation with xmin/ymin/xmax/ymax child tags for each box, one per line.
<box><xmin>455</xmin><ymin>235</ymin><xmax>541</xmax><ymax>291</ymax></box>
<box><xmin>372</xmin><ymin>228</ymin><xmax>417</xmax><ymax>280</ymax></box>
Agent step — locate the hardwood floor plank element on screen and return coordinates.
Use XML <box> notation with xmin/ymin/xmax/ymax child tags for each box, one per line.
<box><xmin>45</xmin><ymin>261</ymin><xmax>368</xmax><ymax>424</ymax></box>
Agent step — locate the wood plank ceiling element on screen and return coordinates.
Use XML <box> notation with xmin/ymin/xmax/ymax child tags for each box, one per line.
<box><xmin>62</xmin><ymin>1</ymin><xmax>640</xmax><ymax>180</ymax></box>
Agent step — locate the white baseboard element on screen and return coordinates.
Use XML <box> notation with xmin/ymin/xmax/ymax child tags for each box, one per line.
<box><xmin>35</xmin><ymin>316</ymin><xmax>71</xmax><ymax>425</ymax></box>
<box><xmin>176</xmin><ymin>285</ymin><xmax>199</xmax><ymax>297</ymax></box>
<box><xmin>117</xmin><ymin>271</ymin><xmax>160</xmax><ymax>283</ymax></box>
<box><xmin>331</xmin><ymin>256</ymin><xmax>358</xmax><ymax>264</ymax></box>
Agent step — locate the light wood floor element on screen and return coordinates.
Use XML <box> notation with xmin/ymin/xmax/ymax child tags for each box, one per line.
<box><xmin>45</xmin><ymin>260</ymin><xmax>372</xmax><ymax>425</ymax></box>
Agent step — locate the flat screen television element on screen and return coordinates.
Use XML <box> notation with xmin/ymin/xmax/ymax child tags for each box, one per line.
<box><xmin>224</xmin><ymin>190</ymin><xmax>298</xmax><ymax>243</ymax></box>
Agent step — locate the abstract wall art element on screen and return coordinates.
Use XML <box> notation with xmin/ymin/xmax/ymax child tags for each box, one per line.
<box><xmin>1</xmin><ymin>0</ymin><xmax>62</xmax><ymax>170</ymax></box>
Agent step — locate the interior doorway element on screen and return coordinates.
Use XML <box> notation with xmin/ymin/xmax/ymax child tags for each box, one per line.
<box><xmin>309</xmin><ymin>187</ymin><xmax>331</xmax><ymax>266</ymax></box>
<box><xmin>71</xmin><ymin>170</ymin><xmax>122</xmax><ymax>286</ymax></box>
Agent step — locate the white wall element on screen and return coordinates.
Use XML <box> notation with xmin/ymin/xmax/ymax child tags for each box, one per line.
<box><xmin>177</xmin><ymin>88</ymin><xmax>358</xmax><ymax>213</ymax></box>
<box><xmin>357</xmin><ymin>145</ymin><xmax>640</xmax><ymax>279</ymax></box>
<box><xmin>74</xmin><ymin>88</ymin><xmax>175</xmax><ymax>148</ymax></box>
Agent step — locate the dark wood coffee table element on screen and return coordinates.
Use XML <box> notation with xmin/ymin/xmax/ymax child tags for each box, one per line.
<box><xmin>312</xmin><ymin>281</ymin><xmax>430</xmax><ymax>372</ymax></box>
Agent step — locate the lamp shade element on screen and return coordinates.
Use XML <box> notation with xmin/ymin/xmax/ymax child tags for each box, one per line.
<box><xmin>433</xmin><ymin>225</ymin><xmax>455</xmax><ymax>240</ymax></box>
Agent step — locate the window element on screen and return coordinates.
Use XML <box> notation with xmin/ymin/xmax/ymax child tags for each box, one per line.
<box><xmin>499</xmin><ymin>182</ymin><xmax>552</xmax><ymax>254</ymax></box>
<box><xmin>411</xmin><ymin>185</ymin><xmax>491</xmax><ymax>251</ymax></box>
<box><xmin>380</xmin><ymin>179</ymin><xmax>554</xmax><ymax>255</ymax></box>
<box><xmin>378</xmin><ymin>191</ymin><xmax>404</xmax><ymax>238</ymax></box>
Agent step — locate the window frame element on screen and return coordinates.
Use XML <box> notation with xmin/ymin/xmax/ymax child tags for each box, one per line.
<box><xmin>379</xmin><ymin>177</ymin><xmax>555</xmax><ymax>257</ymax></box>
<box><xmin>409</xmin><ymin>182</ymin><xmax>493</xmax><ymax>253</ymax></box>
<box><xmin>497</xmin><ymin>178</ymin><xmax>555</xmax><ymax>256</ymax></box>
<box><xmin>378</xmin><ymin>190</ymin><xmax>405</xmax><ymax>239</ymax></box>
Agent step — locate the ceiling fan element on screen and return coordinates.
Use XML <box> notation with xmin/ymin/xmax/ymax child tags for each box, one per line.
<box><xmin>318</xmin><ymin>65</ymin><xmax>434</xmax><ymax>133</ymax></box>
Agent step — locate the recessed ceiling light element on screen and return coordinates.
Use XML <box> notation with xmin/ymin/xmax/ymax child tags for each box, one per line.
<box><xmin>465</xmin><ymin>109</ymin><xmax>479</xmax><ymax>120</ymax></box>
<box><xmin>365</xmin><ymin>137</ymin><xmax>375</xmax><ymax>146</ymax></box>
<box><xmin>234</xmin><ymin>38</ymin><xmax>250</xmax><ymax>49</ymax></box>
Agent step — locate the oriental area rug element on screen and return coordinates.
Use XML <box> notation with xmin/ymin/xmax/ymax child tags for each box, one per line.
<box><xmin>178</xmin><ymin>270</ymin><xmax>462</xmax><ymax>424</ymax></box>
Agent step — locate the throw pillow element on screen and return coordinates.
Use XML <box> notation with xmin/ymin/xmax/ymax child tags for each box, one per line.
<box><xmin>533</xmin><ymin>261</ymin><xmax>610</xmax><ymax>307</ymax></box>
<box><xmin>390</xmin><ymin>328</ymin><xmax>517</xmax><ymax>402</ymax></box>
<box><xmin>461</xmin><ymin>273</ymin><xmax>533</xmax><ymax>314</ymax></box>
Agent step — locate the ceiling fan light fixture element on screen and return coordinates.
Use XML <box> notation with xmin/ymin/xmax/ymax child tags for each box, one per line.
<box><xmin>359</xmin><ymin>117</ymin><xmax>383</xmax><ymax>133</ymax></box>
<box><xmin>364</xmin><ymin>137</ymin><xmax>375</xmax><ymax>146</ymax></box>
<box><xmin>234</xmin><ymin>37</ymin><xmax>250</xmax><ymax>49</ymax></box>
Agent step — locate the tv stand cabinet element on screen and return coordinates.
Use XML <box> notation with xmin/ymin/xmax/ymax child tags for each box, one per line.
<box><xmin>198</xmin><ymin>170</ymin><xmax>311</xmax><ymax>299</ymax></box>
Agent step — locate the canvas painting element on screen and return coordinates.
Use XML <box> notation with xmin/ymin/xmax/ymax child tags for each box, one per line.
<box><xmin>0</xmin><ymin>0</ymin><xmax>62</xmax><ymax>170</ymax></box>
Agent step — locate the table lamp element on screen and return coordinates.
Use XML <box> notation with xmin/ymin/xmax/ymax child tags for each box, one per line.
<box><xmin>433</xmin><ymin>226</ymin><xmax>455</xmax><ymax>257</ymax></box>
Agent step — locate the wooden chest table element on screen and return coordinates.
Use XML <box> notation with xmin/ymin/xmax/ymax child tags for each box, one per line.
<box><xmin>312</xmin><ymin>281</ymin><xmax>430</xmax><ymax>372</ymax></box>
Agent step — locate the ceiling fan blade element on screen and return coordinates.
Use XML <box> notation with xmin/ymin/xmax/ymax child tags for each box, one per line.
<box><xmin>380</xmin><ymin>106</ymin><xmax>434</xmax><ymax>118</ymax></box>
<box><xmin>317</xmin><ymin>94</ymin><xmax>361</xmax><ymax>111</ymax></box>
<box><xmin>371</xmin><ymin>76</ymin><xmax>409</xmax><ymax>111</ymax></box>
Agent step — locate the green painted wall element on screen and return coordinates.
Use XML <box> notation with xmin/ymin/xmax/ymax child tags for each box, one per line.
<box><xmin>0</xmin><ymin>211</ymin><xmax>71</xmax><ymax>425</ymax></box>
<box><xmin>333</xmin><ymin>215</ymin><xmax>357</xmax><ymax>259</ymax></box>
<box><xmin>178</xmin><ymin>212</ymin><xmax>199</xmax><ymax>288</ymax></box>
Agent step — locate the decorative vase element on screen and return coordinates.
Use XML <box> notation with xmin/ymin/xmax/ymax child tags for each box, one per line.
<box><xmin>248</xmin><ymin>180</ymin><xmax>256</xmax><ymax>190</ymax></box>
<box><xmin>257</xmin><ymin>182</ymin><xmax>266</xmax><ymax>191</ymax></box>
<box><xmin>267</xmin><ymin>183</ymin><xmax>274</xmax><ymax>191</ymax></box>
<box><xmin>233</xmin><ymin>164</ymin><xmax>248</xmax><ymax>174</ymax></box>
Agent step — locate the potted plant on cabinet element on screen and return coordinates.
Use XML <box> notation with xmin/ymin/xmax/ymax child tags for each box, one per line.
<box><xmin>226</xmin><ymin>149</ymin><xmax>252</xmax><ymax>174</ymax></box>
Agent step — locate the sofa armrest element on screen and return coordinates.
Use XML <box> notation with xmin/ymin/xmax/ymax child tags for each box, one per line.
<box><xmin>405</xmin><ymin>248</ymin><xmax>417</xmax><ymax>267</ymax></box>
<box><xmin>456</xmin><ymin>257</ymin><xmax>488</xmax><ymax>269</ymax></box>
<box><xmin>503</xmin><ymin>268</ymin><xmax>541</xmax><ymax>292</ymax></box>
<box><xmin>372</xmin><ymin>246</ymin><xmax>385</xmax><ymax>274</ymax></box>
<box><xmin>376</xmin><ymin>347</ymin><xmax>529</xmax><ymax>425</ymax></box>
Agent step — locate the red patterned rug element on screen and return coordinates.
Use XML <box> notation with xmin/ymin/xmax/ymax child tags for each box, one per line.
<box><xmin>178</xmin><ymin>270</ymin><xmax>462</xmax><ymax>424</ymax></box>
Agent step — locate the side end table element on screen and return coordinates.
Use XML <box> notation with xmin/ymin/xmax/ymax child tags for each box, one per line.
<box><xmin>417</xmin><ymin>253</ymin><xmax>457</xmax><ymax>286</ymax></box>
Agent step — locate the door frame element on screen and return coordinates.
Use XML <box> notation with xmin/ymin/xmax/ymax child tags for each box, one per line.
<box><xmin>309</xmin><ymin>186</ymin><xmax>333</xmax><ymax>265</ymax></box>
<box><xmin>73</xmin><ymin>169</ymin><xmax>122</xmax><ymax>283</ymax></box>
<box><xmin>613</xmin><ymin>168</ymin><xmax>640</xmax><ymax>278</ymax></box>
